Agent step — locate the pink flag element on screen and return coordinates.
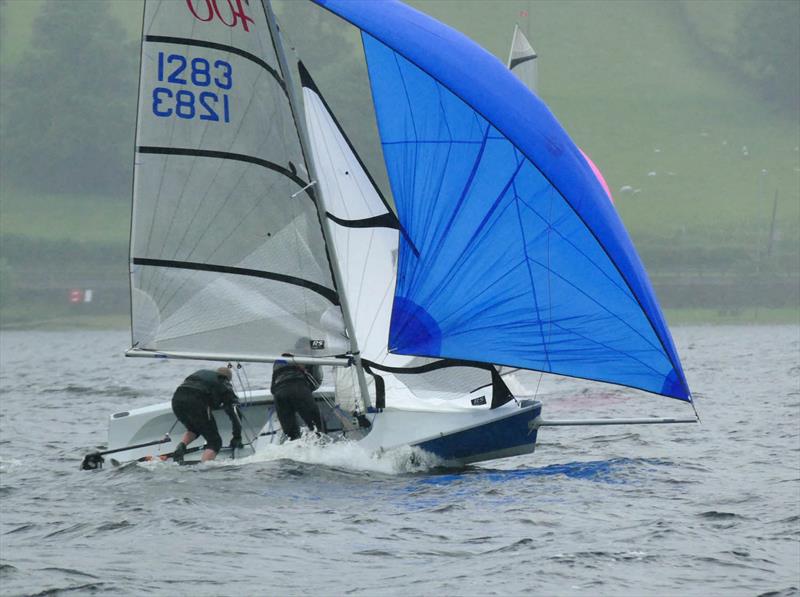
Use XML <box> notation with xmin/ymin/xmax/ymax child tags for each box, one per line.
<box><xmin>579</xmin><ymin>148</ymin><xmax>614</xmax><ymax>204</ymax></box>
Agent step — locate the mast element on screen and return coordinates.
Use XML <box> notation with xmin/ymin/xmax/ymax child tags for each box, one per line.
<box><xmin>262</xmin><ymin>0</ymin><xmax>373</xmax><ymax>413</ymax></box>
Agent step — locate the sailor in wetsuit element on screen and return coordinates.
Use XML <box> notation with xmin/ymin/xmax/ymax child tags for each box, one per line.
<box><xmin>171</xmin><ymin>367</ymin><xmax>243</xmax><ymax>463</ymax></box>
<box><xmin>271</xmin><ymin>350</ymin><xmax>323</xmax><ymax>441</ymax></box>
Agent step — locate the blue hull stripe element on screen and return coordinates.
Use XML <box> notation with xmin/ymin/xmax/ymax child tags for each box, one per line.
<box><xmin>414</xmin><ymin>404</ymin><xmax>542</xmax><ymax>462</ymax></box>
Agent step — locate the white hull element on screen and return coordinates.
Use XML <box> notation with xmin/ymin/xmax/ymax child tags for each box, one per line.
<box><xmin>102</xmin><ymin>389</ymin><xmax>542</xmax><ymax>467</ymax></box>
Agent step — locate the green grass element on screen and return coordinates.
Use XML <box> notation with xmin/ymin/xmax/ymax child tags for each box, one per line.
<box><xmin>664</xmin><ymin>307</ymin><xmax>800</xmax><ymax>326</ymax></box>
<box><xmin>0</xmin><ymin>311</ymin><xmax>129</xmax><ymax>331</ymax></box>
<box><xmin>0</xmin><ymin>190</ymin><xmax>129</xmax><ymax>245</ymax></box>
<box><xmin>2</xmin><ymin>0</ymin><xmax>798</xmax><ymax>247</ymax></box>
<box><xmin>1</xmin><ymin>0</ymin><xmax>797</xmax><ymax>329</ymax></box>
<box><xmin>2</xmin><ymin>307</ymin><xmax>795</xmax><ymax>332</ymax></box>
<box><xmin>412</xmin><ymin>0</ymin><xmax>800</xmax><ymax>244</ymax></box>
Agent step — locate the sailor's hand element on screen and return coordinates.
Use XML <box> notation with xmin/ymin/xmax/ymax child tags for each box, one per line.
<box><xmin>229</xmin><ymin>436</ymin><xmax>244</xmax><ymax>449</ymax></box>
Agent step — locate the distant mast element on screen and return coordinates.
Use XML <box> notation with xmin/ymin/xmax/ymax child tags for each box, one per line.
<box><xmin>507</xmin><ymin>23</ymin><xmax>538</xmax><ymax>93</ymax></box>
<box><xmin>506</xmin><ymin>21</ymin><xmax>613</xmax><ymax>204</ymax></box>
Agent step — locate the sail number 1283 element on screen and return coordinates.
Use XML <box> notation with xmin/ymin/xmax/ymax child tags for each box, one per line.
<box><xmin>152</xmin><ymin>52</ymin><xmax>233</xmax><ymax>123</ymax></box>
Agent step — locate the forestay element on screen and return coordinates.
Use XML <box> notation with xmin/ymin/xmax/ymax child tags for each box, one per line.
<box><xmin>312</xmin><ymin>0</ymin><xmax>691</xmax><ymax>401</ymax></box>
<box><xmin>130</xmin><ymin>0</ymin><xmax>348</xmax><ymax>361</ymax></box>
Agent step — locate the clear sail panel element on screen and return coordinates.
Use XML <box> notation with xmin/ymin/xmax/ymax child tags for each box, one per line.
<box><xmin>130</xmin><ymin>0</ymin><xmax>347</xmax><ymax>359</ymax></box>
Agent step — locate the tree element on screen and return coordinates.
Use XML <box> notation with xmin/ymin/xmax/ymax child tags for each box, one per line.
<box><xmin>1</xmin><ymin>1</ymin><xmax>137</xmax><ymax>196</ymax></box>
<box><xmin>737</xmin><ymin>0</ymin><xmax>800</xmax><ymax>113</ymax></box>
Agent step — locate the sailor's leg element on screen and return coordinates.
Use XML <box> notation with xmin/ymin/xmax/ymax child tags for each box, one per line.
<box><xmin>293</xmin><ymin>385</ymin><xmax>323</xmax><ymax>433</ymax></box>
<box><xmin>273</xmin><ymin>389</ymin><xmax>301</xmax><ymax>440</ymax></box>
<box><xmin>200</xmin><ymin>414</ymin><xmax>223</xmax><ymax>461</ymax></box>
<box><xmin>172</xmin><ymin>389</ymin><xmax>203</xmax><ymax>461</ymax></box>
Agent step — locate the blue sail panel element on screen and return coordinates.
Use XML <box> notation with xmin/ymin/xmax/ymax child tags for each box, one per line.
<box><xmin>312</xmin><ymin>0</ymin><xmax>690</xmax><ymax>401</ymax></box>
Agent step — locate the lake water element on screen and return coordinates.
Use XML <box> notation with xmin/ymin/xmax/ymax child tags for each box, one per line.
<box><xmin>0</xmin><ymin>326</ymin><xmax>798</xmax><ymax>596</ymax></box>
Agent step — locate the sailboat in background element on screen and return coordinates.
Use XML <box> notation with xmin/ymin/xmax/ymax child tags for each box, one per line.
<box><xmin>508</xmin><ymin>23</ymin><xmax>614</xmax><ymax>204</ymax></box>
<box><xmin>508</xmin><ymin>23</ymin><xmax>539</xmax><ymax>93</ymax></box>
<box><xmin>82</xmin><ymin>0</ymin><xmax>696</xmax><ymax>470</ymax></box>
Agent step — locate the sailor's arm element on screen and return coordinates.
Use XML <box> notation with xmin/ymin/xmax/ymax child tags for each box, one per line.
<box><xmin>222</xmin><ymin>390</ymin><xmax>243</xmax><ymax>441</ymax></box>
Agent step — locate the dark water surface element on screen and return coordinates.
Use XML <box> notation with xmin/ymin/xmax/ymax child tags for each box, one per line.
<box><xmin>1</xmin><ymin>326</ymin><xmax>798</xmax><ymax>596</ymax></box>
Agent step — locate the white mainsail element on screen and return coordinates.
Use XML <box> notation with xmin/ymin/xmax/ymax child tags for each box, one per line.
<box><xmin>129</xmin><ymin>0</ymin><xmax>348</xmax><ymax>361</ymax></box>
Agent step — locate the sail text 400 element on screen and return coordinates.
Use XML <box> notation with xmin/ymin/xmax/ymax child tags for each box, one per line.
<box><xmin>152</xmin><ymin>52</ymin><xmax>232</xmax><ymax>123</ymax></box>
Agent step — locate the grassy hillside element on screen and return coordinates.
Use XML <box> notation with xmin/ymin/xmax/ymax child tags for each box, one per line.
<box><xmin>0</xmin><ymin>190</ymin><xmax>129</xmax><ymax>244</ymax></box>
<box><xmin>411</xmin><ymin>0</ymin><xmax>799</xmax><ymax>247</ymax></box>
<box><xmin>0</xmin><ymin>0</ymin><xmax>797</xmax><ymax>326</ymax></box>
<box><xmin>2</xmin><ymin>0</ymin><xmax>797</xmax><ymax>244</ymax></box>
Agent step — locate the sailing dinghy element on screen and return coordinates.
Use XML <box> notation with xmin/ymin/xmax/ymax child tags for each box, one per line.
<box><xmin>82</xmin><ymin>0</ymin><xmax>696</xmax><ymax>470</ymax></box>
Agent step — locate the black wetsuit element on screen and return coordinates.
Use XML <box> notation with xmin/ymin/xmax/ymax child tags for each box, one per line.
<box><xmin>171</xmin><ymin>369</ymin><xmax>242</xmax><ymax>452</ymax></box>
<box><xmin>271</xmin><ymin>358</ymin><xmax>322</xmax><ymax>440</ymax></box>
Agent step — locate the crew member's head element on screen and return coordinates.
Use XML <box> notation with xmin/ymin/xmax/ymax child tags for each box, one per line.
<box><xmin>216</xmin><ymin>366</ymin><xmax>232</xmax><ymax>380</ymax></box>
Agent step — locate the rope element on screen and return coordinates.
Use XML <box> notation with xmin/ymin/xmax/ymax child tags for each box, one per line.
<box><xmin>230</xmin><ymin>362</ymin><xmax>260</xmax><ymax>445</ymax></box>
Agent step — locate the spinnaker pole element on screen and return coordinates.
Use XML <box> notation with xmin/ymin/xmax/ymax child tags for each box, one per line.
<box><xmin>533</xmin><ymin>416</ymin><xmax>698</xmax><ymax>428</ymax></box>
<box><xmin>262</xmin><ymin>0</ymin><xmax>373</xmax><ymax>413</ymax></box>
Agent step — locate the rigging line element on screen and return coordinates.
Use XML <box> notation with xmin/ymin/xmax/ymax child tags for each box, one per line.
<box><xmin>233</xmin><ymin>364</ymin><xmax>260</xmax><ymax>444</ymax></box>
<box><xmin>144</xmin><ymin>35</ymin><xmax>286</xmax><ymax>94</ymax></box>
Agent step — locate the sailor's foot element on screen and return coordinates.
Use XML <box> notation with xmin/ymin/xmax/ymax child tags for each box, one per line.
<box><xmin>172</xmin><ymin>442</ymin><xmax>187</xmax><ymax>463</ymax></box>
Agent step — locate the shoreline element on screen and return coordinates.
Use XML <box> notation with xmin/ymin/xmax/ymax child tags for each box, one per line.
<box><xmin>1</xmin><ymin>308</ymin><xmax>797</xmax><ymax>332</ymax></box>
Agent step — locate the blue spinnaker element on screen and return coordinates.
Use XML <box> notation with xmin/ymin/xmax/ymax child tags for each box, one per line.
<box><xmin>312</xmin><ymin>0</ymin><xmax>690</xmax><ymax>401</ymax></box>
